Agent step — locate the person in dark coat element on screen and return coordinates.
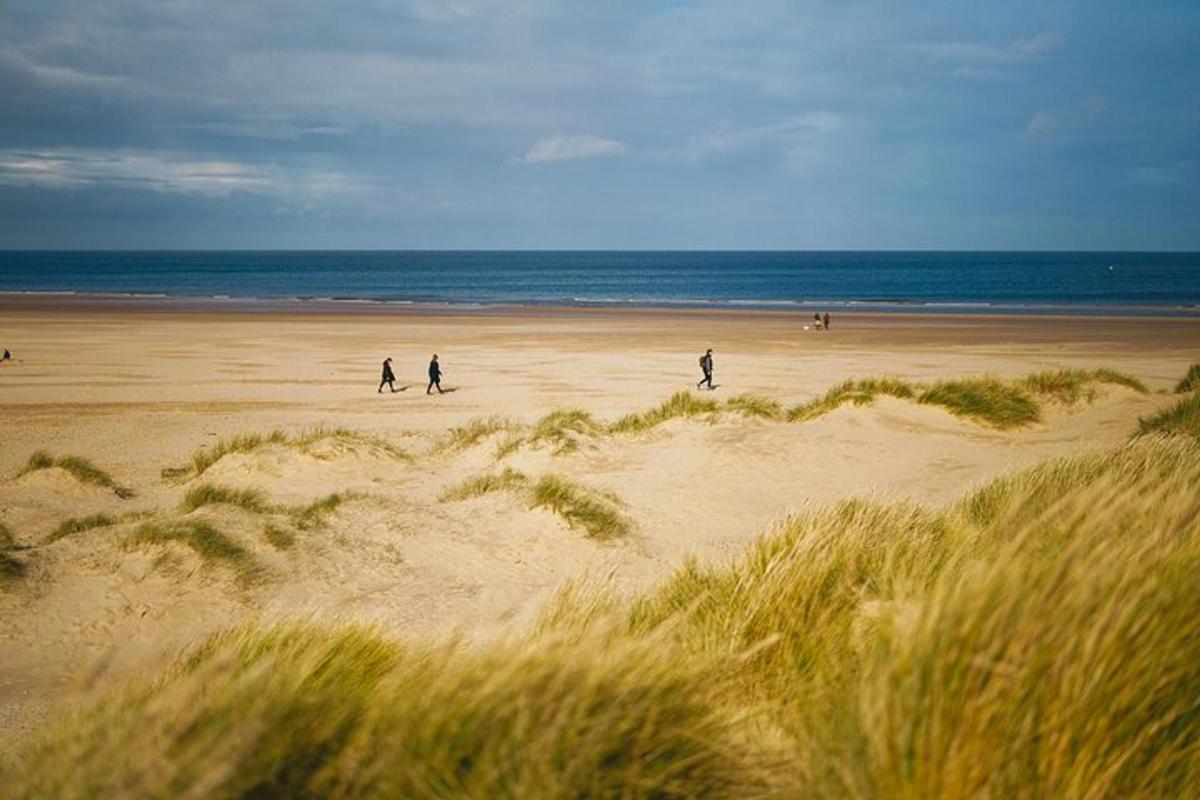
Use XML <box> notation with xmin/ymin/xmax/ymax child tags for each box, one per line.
<box><xmin>822</xmin><ymin>312</ymin><xmax>831</xmax><ymax>331</ymax></box>
<box><xmin>697</xmin><ymin>348</ymin><xmax>714</xmax><ymax>390</ymax></box>
<box><xmin>427</xmin><ymin>353</ymin><xmax>444</xmax><ymax>394</ymax></box>
<box><xmin>378</xmin><ymin>357</ymin><xmax>396</xmax><ymax>393</ymax></box>
<box><xmin>1</xmin><ymin>348</ymin><xmax>10</xmax><ymax>361</ymax></box>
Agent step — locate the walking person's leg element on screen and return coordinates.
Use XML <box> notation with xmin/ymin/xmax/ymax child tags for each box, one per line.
<box><xmin>427</xmin><ymin>380</ymin><xmax>434</xmax><ymax>394</ymax></box>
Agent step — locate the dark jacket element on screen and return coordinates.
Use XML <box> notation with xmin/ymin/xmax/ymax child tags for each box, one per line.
<box><xmin>700</xmin><ymin>353</ymin><xmax>713</xmax><ymax>374</ymax></box>
<box><xmin>428</xmin><ymin>360</ymin><xmax>441</xmax><ymax>380</ymax></box>
<box><xmin>382</xmin><ymin>361</ymin><xmax>395</xmax><ymax>381</ymax></box>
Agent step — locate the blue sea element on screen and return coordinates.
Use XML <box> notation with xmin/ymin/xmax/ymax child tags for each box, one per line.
<box><xmin>1</xmin><ymin>251</ymin><xmax>1199</xmax><ymax>316</ymax></box>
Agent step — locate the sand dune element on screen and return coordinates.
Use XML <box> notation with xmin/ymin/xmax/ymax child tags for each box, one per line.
<box><xmin>1</xmin><ymin>304</ymin><xmax>1198</xmax><ymax>741</ymax></box>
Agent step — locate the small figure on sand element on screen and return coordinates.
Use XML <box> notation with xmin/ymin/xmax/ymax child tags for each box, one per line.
<box><xmin>427</xmin><ymin>353</ymin><xmax>445</xmax><ymax>394</ymax></box>
<box><xmin>378</xmin><ymin>357</ymin><xmax>397</xmax><ymax>393</ymax></box>
<box><xmin>1</xmin><ymin>348</ymin><xmax>10</xmax><ymax>361</ymax></box>
<box><xmin>697</xmin><ymin>348</ymin><xmax>714</xmax><ymax>390</ymax></box>
<box><xmin>823</xmin><ymin>312</ymin><xmax>831</xmax><ymax>331</ymax></box>
<box><xmin>813</xmin><ymin>312</ymin><xmax>824</xmax><ymax>330</ymax></box>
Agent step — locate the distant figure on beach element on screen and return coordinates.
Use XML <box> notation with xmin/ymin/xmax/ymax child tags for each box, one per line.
<box><xmin>378</xmin><ymin>357</ymin><xmax>396</xmax><ymax>393</ymax></box>
<box><xmin>813</xmin><ymin>312</ymin><xmax>824</xmax><ymax>330</ymax></box>
<box><xmin>427</xmin><ymin>354</ymin><xmax>444</xmax><ymax>394</ymax></box>
<box><xmin>1</xmin><ymin>348</ymin><xmax>10</xmax><ymax>361</ymax></box>
<box><xmin>697</xmin><ymin>348</ymin><xmax>714</xmax><ymax>390</ymax></box>
<box><xmin>823</xmin><ymin>312</ymin><xmax>831</xmax><ymax>331</ymax></box>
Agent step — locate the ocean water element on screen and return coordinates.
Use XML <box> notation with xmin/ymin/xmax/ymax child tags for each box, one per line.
<box><xmin>1</xmin><ymin>251</ymin><xmax>1199</xmax><ymax>315</ymax></box>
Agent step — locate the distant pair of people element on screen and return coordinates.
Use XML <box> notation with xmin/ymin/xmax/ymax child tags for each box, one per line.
<box><xmin>814</xmin><ymin>312</ymin><xmax>831</xmax><ymax>330</ymax></box>
<box><xmin>378</xmin><ymin>354</ymin><xmax>445</xmax><ymax>394</ymax></box>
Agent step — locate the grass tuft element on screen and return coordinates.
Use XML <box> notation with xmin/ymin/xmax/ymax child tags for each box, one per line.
<box><xmin>16</xmin><ymin>450</ymin><xmax>130</xmax><ymax>494</ymax></box>
<box><xmin>787</xmin><ymin>377</ymin><xmax>917</xmax><ymax>422</ymax></box>
<box><xmin>529</xmin><ymin>474</ymin><xmax>631</xmax><ymax>540</ymax></box>
<box><xmin>438</xmin><ymin>468</ymin><xmax>528</xmax><ymax>502</ymax></box>
<box><xmin>46</xmin><ymin>513</ymin><xmax>118</xmax><ymax>544</ymax></box>
<box><xmin>181</xmin><ymin>483</ymin><xmax>271</xmax><ymax>514</ymax></box>
<box><xmin>1176</xmin><ymin>363</ymin><xmax>1200</xmax><ymax>394</ymax></box>
<box><xmin>1138</xmin><ymin>392</ymin><xmax>1200</xmax><ymax>440</ymax></box>
<box><xmin>917</xmin><ymin>376</ymin><xmax>1040</xmax><ymax>428</ymax></box>
<box><xmin>0</xmin><ymin>521</ymin><xmax>14</xmax><ymax>550</ymax></box>
<box><xmin>438</xmin><ymin>416</ymin><xmax>521</xmax><ymax>452</ymax></box>
<box><xmin>192</xmin><ymin>431</ymin><xmax>287</xmax><ymax>476</ymax></box>
<box><xmin>291</xmin><ymin>493</ymin><xmax>354</xmax><ymax>531</ymax></box>
<box><xmin>724</xmin><ymin>393</ymin><xmax>784</xmax><ymax>420</ymax></box>
<box><xmin>527</xmin><ymin>409</ymin><xmax>600</xmax><ymax>454</ymax></box>
<box><xmin>125</xmin><ymin>519</ymin><xmax>256</xmax><ymax>577</ymax></box>
<box><xmin>1022</xmin><ymin>367</ymin><xmax>1148</xmax><ymax>403</ymax></box>
<box><xmin>261</xmin><ymin>524</ymin><xmax>296</xmax><ymax>550</ymax></box>
<box><xmin>609</xmin><ymin>391</ymin><xmax>720</xmax><ymax>434</ymax></box>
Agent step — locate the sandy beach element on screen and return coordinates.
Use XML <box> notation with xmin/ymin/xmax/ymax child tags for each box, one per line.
<box><xmin>2</xmin><ymin>297</ymin><xmax>1198</xmax><ymax>741</ymax></box>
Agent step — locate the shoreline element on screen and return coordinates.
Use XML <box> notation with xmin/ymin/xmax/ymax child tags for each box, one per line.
<box><xmin>2</xmin><ymin>290</ymin><xmax>1200</xmax><ymax>322</ymax></box>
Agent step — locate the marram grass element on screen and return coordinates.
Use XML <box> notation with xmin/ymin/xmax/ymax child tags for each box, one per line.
<box><xmin>7</xmin><ymin>438</ymin><xmax>1200</xmax><ymax>796</ymax></box>
<box><xmin>1176</xmin><ymin>362</ymin><xmax>1200</xmax><ymax>394</ymax></box>
<box><xmin>180</xmin><ymin>483</ymin><xmax>271</xmax><ymax>514</ymax></box>
<box><xmin>529</xmin><ymin>474</ymin><xmax>630</xmax><ymax>540</ymax></box>
<box><xmin>16</xmin><ymin>451</ymin><xmax>132</xmax><ymax>495</ymax></box>
<box><xmin>438</xmin><ymin>468</ymin><xmax>528</xmax><ymax>502</ymax></box>
<box><xmin>191</xmin><ymin>427</ymin><xmax>408</xmax><ymax>476</ymax></box>
<box><xmin>1138</xmin><ymin>391</ymin><xmax>1200</xmax><ymax>440</ymax></box>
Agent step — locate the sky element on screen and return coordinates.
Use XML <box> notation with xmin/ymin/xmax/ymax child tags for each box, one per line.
<box><xmin>0</xmin><ymin>0</ymin><xmax>1197</xmax><ymax>250</ymax></box>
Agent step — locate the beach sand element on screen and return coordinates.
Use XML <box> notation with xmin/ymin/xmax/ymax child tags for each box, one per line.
<box><xmin>2</xmin><ymin>297</ymin><xmax>1198</xmax><ymax>740</ymax></box>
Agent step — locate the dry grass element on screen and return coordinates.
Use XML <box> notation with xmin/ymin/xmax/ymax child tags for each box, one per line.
<box><xmin>438</xmin><ymin>468</ymin><xmax>528</xmax><ymax>502</ymax></box>
<box><xmin>1177</xmin><ymin>362</ymin><xmax>1200</xmax><ymax>394</ymax></box>
<box><xmin>192</xmin><ymin>427</ymin><xmax>407</xmax><ymax>476</ymax></box>
<box><xmin>291</xmin><ymin>492</ymin><xmax>355</xmax><ymax>531</ymax></box>
<box><xmin>529</xmin><ymin>474</ymin><xmax>631</xmax><ymax>540</ymax></box>
<box><xmin>124</xmin><ymin>519</ymin><xmax>257</xmax><ymax>579</ymax></box>
<box><xmin>191</xmin><ymin>430</ymin><xmax>288</xmax><ymax>475</ymax></box>
<box><xmin>261</xmin><ymin>523</ymin><xmax>296</xmax><ymax>550</ymax></box>
<box><xmin>6</xmin><ymin>437</ymin><xmax>1200</xmax><ymax>796</ymax></box>
<box><xmin>609</xmin><ymin>391</ymin><xmax>720</xmax><ymax>434</ymax></box>
<box><xmin>917</xmin><ymin>376</ymin><xmax>1041</xmax><ymax>428</ymax></box>
<box><xmin>1022</xmin><ymin>367</ymin><xmax>1147</xmax><ymax>403</ymax></box>
<box><xmin>437</xmin><ymin>416</ymin><xmax>521</xmax><ymax>452</ymax></box>
<box><xmin>723</xmin><ymin>394</ymin><xmax>784</xmax><ymax>420</ymax></box>
<box><xmin>0</xmin><ymin>521</ymin><xmax>14</xmax><ymax>550</ymax></box>
<box><xmin>0</xmin><ymin>522</ymin><xmax>23</xmax><ymax>586</ymax></box>
<box><xmin>16</xmin><ymin>451</ymin><xmax>132</xmax><ymax>495</ymax></box>
<box><xmin>1138</xmin><ymin>391</ymin><xmax>1200</xmax><ymax>440</ymax></box>
<box><xmin>180</xmin><ymin>483</ymin><xmax>271</xmax><ymax>514</ymax></box>
<box><xmin>45</xmin><ymin>513</ymin><xmax>118</xmax><ymax>544</ymax></box>
<box><xmin>786</xmin><ymin>378</ymin><xmax>916</xmax><ymax>422</ymax></box>
<box><xmin>527</xmin><ymin>409</ymin><xmax>600</xmax><ymax>454</ymax></box>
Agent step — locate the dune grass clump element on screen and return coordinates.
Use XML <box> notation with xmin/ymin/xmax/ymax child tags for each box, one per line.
<box><xmin>917</xmin><ymin>376</ymin><xmax>1040</xmax><ymax>428</ymax></box>
<box><xmin>0</xmin><ymin>523</ymin><xmax>23</xmax><ymax>586</ymax></box>
<box><xmin>1138</xmin><ymin>392</ymin><xmax>1200</xmax><ymax>440</ymax></box>
<box><xmin>723</xmin><ymin>394</ymin><xmax>784</xmax><ymax>420</ymax></box>
<box><xmin>180</xmin><ymin>483</ymin><xmax>271</xmax><ymax>514</ymax></box>
<box><xmin>609</xmin><ymin>391</ymin><xmax>720</xmax><ymax>434</ymax></box>
<box><xmin>786</xmin><ymin>378</ymin><xmax>917</xmax><ymax>422</ymax></box>
<box><xmin>438</xmin><ymin>416</ymin><xmax>522</xmax><ymax>453</ymax></box>
<box><xmin>192</xmin><ymin>431</ymin><xmax>287</xmax><ymax>476</ymax></box>
<box><xmin>1022</xmin><ymin>367</ymin><xmax>1147</xmax><ymax>403</ymax></box>
<box><xmin>527</xmin><ymin>409</ymin><xmax>600</xmax><ymax>454</ymax></box>
<box><xmin>125</xmin><ymin>519</ymin><xmax>255</xmax><ymax>577</ymax></box>
<box><xmin>529</xmin><ymin>474</ymin><xmax>630</xmax><ymax>540</ymax></box>
<box><xmin>46</xmin><ymin>513</ymin><xmax>118</xmax><ymax>544</ymax></box>
<box><xmin>438</xmin><ymin>468</ymin><xmax>528</xmax><ymax>502</ymax></box>
<box><xmin>1176</xmin><ymin>362</ymin><xmax>1200</xmax><ymax>394</ymax></box>
<box><xmin>191</xmin><ymin>428</ymin><xmax>407</xmax><ymax>477</ymax></box>
<box><xmin>16</xmin><ymin>450</ymin><xmax>131</xmax><ymax>496</ymax></box>
<box><xmin>4</xmin><ymin>623</ymin><xmax>771</xmax><ymax>799</ymax></box>
<box><xmin>261</xmin><ymin>524</ymin><xmax>296</xmax><ymax>550</ymax></box>
<box><xmin>291</xmin><ymin>492</ymin><xmax>354</xmax><ymax>531</ymax></box>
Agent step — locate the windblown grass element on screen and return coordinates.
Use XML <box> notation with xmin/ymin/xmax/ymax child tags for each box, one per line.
<box><xmin>1177</xmin><ymin>362</ymin><xmax>1200</xmax><ymax>394</ymax></box>
<box><xmin>917</xmin><ymin>376</ymin><xmax>1041</xmax><ymax>428</ymax></box>
<box><xmin>0</xmin><ymin>522</ymin><xmax>23</xmax><ymax>586</ymax></box>
<box><xmin>1138</xmin><ymin>391</ymin><xmax>1200</xmax><ymax>440</ymax></box>
<box><xmin>1021</xmin><ymin>367</ymin><xmax>1147</xmax><ymax>403</ymax></box>
<box><xmin>125</xmin><ymin>519</ymin><xmax>256</xmax><ymax>577</ymax></box>
<box><xmin>16</xmin><ymin>450</ymin><xmax>131</xmax><ymax>495</ymax></box>
<box><xmin>191</xmin><ymin>427</ymin><xmax>408</xmax><ymax>476</ymax></box>
<box><xmin>437</xmin><ymin>416</ymin><xmax>521</xmax><ymax>452</ymax></box>
<box><xmin>527</xmin><ymin>409</ymin><xmax>600</xmax><ymax>454</ymax></box>
<box><xmin>0</xmin><ymin>521</ymin><xmax>14</xmax><ymax>550</ymax></box>
<box><xmin>438</xmin><ymin>468</ymin><xmax>528</xmax><ymax>502</ymax></box>
<box><xmin>786</xmin><ymin>378</ymin><xmax>917</xmax><ymax>422</ymax></box>
<box><xmin>609</xmin><ymin>391</ymin><xmax>720</xmax><ymax>434</ymax></box>
<box><xmin>45</xmin><ymin>513</ymin><xmax>117</xmax><ymax>544</ymax></box>
<box><xmin>7</xmin><ymin>437</ymin><xmax>1200</xmax><ymax>796</ymax></box>
<box><xmin>261</xmin><ymin>524</ymin><xmax>295</xmax><ymax>550</ymax></box>
<box><xmin>4</xmin><ymin>624</ymin><xmax>771</xmax><ymax>799</ymax></box>
<box><xmin>180</xmin><ymin>483</ymin><xmax>270</xmax><ymax>514</ymax></box>
<box><xmin>723</xmin><ymin>393</ymin><xmax>784</xmax><ymax>420</ymax></box>
<box><xmin>529</xmin><ymin>474</ymin><xmax>630</xmax><ymax>540</ymax></box>
<box><xmin>291</xmin><ymin>492</ymin><xmax>354</xmax><ymax>531</ymax></box>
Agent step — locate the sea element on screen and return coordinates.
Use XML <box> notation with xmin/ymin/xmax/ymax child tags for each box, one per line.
<box><xmin>1</xmin><ymin>251</ymin><xmax>1199</xmax><ymax>316</ymax></box>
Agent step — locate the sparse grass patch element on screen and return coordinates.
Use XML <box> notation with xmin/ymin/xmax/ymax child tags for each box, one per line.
<box><xmin>0</xmin><ymin>521</ymin><xmax>14</xmax><ymax>550</ymax></box>
<box><xmin>190</xmin><ymin>428</ymin><xmax>409</xmax><ymax>477</ymax></box>
<box><xmin>291</xmin><ymin>492</ymin><xmax>355</xmax><ymax>531</ymax></box>
<box><xmin>261</xmin><ymin>524</ymin><xmax>295</xmax><ymax>550</ymax></box>
<box><xmin>786</xmin><ymin>377</ymin><xmax>917</xmax><ymax>422</ymax></box>
<box><xmin>181</xmin><ymin>483</ymin><xmax>270</xmax><ymax>514</ymax></box>
<box><xmin>1138</xmin><ymin>392</ymin><xmax>1200</xmax><ymax>439</ymax></box>
<box><xmin>0</xmin><ymin>551</ymin><xmax>24</xmax><ymax>585</ymax></box>
<box><xmin>438</xmin><ymin>468</ymin><xmax>528</xmax><ymax>502</ymax></box>
<box><xmin>724</xmin><ymin>393</ymin><xmax>783</xmax><ymax>420</ymax></box>
<box><xmin>528</xmin><ymin>409</ymin><xmax>600</xmax><ymax>454</ymax></box>
<box><xmin>530</xmin><ymin>474</ymin><xmax>630</xmax><ymax>540</ymax></box>
<box><xmin>1177</xmin><ymin>363</ymin><xmax>1200</xmax><ymax>394</ymax></box>
<box><xmin>609</xmin><ymin>390</ymin><xmax>720</xmax><ymax>434</ymax></box>
<box><xmin>46</xmin><ymin>513</ymin><xmax>118</xmax><ymax>543</ymax></box>
<box><xmin>918</xmin><ymin>376</ymin><xmax>1040</xmax><ymax>428</ymax></box>
<box><xmin>125</xmin><ymin>519</ymin><xmax>256</xmax><ymax>577</ymax></box>
<box><xmin>192</xmin><ymin>431</ymin><xmax>287</xmax><ymax>476</ymax></box>
<box><xmin>1022</xmin><ymin>367</ymin><xmax>1147</xmax><ymax>403</ymax></box>
<box><xmin>438</xmin><ymin>416</ymin><xmax>522</xmax><ymax>453</ymax></box>
<box><xmin>15</xmin><ymin>451</ymin><xmax>131</xmax><ymax>495</ymax></box>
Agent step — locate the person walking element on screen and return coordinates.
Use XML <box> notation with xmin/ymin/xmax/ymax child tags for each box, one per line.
<box><xmin>427</xmin><ymin>353</ymin><xmax>444</xmax><ymax>394</ymax></box>
<box><xmin>697</xmin><ymin>348</ymin><xmax>714</xmax><ymax>390</ymax></box>
<box><xmin>378</xmin><ymin>357</ymin><xmax>397</xmax><ymax>393</ymax></box>
<box><xmin>822</xmin><ymin>312</ymin><xmax>831</xmax><ymax>331</ymax></box>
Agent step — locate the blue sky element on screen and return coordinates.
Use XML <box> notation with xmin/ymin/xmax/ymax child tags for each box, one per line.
<box><xmin>0</xmin><ymin>1</ymin><xmax>1197</xmax><ymax>249</ymax></box>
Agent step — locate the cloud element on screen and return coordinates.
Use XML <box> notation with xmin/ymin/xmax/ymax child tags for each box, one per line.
<box><xmin>522</xmin><ymin>135</ymin><xmax>626</xmax><ymax>163</ymax></box>
<box><xmin>0</xmin><ymin>148</ymin><xmax>361</xmax><ymax>197</ymax></box>
<box><xmin>1027</xmin><ymin>96</ymin><xmax>1107</xmax><ymax>136</ymax></box>
<box><xmin>674</xmin><ymin>112</ymin><xmax>843</xmax><ymax>163</ymax></box>
<box><xmin>1012</xmin><ymin>32</ymin><xmax>1065</xmax><ymax>56</ymax></box>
